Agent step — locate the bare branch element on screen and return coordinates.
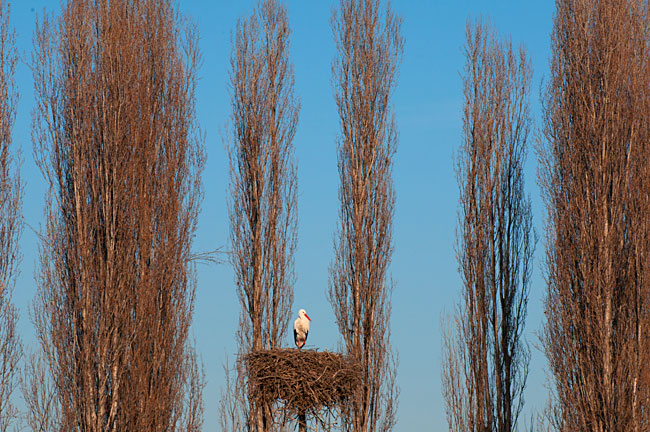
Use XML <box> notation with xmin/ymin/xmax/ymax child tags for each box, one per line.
<box><xmin>30</xmin><ymin>0</ymin><xmax>204</xmax><ymax>429</ymax></box>
<box><xmin>539</xmin><ymin>1</ymin><xmax>650</xmax><ymax>430</ymax></box>
<box><xmin>224</xmin><ymin>0</ymin><xmax>299</xmax><ymax>430</ymax></box>
<box><xmin>442</xmin><ymin>19</ymin><xmax>534</xmax><ymax>432</ymax></box>
<box><xmin>0</xmin><ymin>1</ymin><xmax>21</xmax><ymax>430</ymax></box>
<box><xmin>328</xmin><ymin>1</ymin><xmax>403</xmax><ymax>431</ymax></box>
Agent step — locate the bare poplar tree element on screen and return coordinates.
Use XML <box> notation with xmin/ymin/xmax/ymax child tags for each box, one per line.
<box><xmin>442</xmin><ymin>20</ymin><xmax>534</xmax><ymax>432</ymax></box>
<box><xmin>328</xmin><ymin>1</ymin><xmax>402</xmax><ymax>431</ymax></box>
<box><xmin>226</xmin><ymin>0</ymin><xmax>299</xmax><ymax>430</ymax></box>
<box><xmin>30</xmin><ymin>0</ymin><xmax>204</xmax><ymax>430</ymax></box>
<box><xmin>0</xmin><ymin>1</ymin><xmax>21</xmax><ymax>430</ymax></box>
<box><xmin>539</xmin><ymin>0</ymin><xmax>650</xmax><ymax>430</ymax></box>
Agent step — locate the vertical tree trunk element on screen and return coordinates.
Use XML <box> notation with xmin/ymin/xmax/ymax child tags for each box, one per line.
<box><xmin>298</xmin><ymin>412</ymin><xmax>306</xmax><ymax>432</ymax></box>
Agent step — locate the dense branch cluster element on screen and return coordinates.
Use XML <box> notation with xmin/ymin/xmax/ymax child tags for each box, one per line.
<box><xmin>540</xmin><ymin>0</ymin><xmax>650</xmax><ymax>430</ymax></box>
<box><xmin>228</xmin><ymin>0</ymin><xmax>298</xmax><ymax>354</ymax></box>
<box><xmin>328</xmin><ymin>1</ymin><xmax>402</xmax><ymax>430</ymax></box>
<box><xmin>442</xmin><ymin>19</ymin><xmax>534</xmax><ymax>432</ymax></box>
<box><xmin>28</xmin><ymin>0</ymin><xmax>205</xmax><ymax>430</ymax></box>
<box><xmin>0</xmin><ymin>1</ymin><xmax>21</xmax><ymax>431</ymax></box>
<box><xmin>224</xmin><ymin>0</ymin><xmax>299</xmax><ymax>430</ymax></box>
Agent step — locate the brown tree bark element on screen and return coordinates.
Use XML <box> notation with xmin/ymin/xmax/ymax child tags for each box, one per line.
<box><xmin>225</xmin><ymin>0</ymin><xmax>299</xmax><ymax>430</ymax></box>
<box><xmin>539</xmin><ymin>0</ymin><xmax>650</xmax><ymax>430</ymax></box>
<box><xmin>442</xmin><ymin>19</ymin><xmax>534</xmax><ymax>432</ymax></box>
<box><xmin>298</xmin><ymin>412</ymin><xmax>306</xmax><ymax>432</ymax></box>
<box><xmin>0</xmin><ymin>1</ymin><xmax>21</xmax><ymax>430</ymax></box>
<box><xmin>30</xmin><ymin>0</ymin><xmax>205</xmax><ymax>430</ymax></box>
<box><xmin>328</xmin><ymin>1</ymin><xmax>402</xmax><ymax>431</ymax></box>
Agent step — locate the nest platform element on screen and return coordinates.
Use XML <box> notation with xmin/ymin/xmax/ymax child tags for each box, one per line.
<box><xmin>244</xmin><ymin>348</ymin><xmax>361</xmax><ymax>416</ymax></box>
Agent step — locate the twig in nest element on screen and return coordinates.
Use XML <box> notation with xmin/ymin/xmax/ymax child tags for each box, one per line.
<box><xmin>245</xmin><ymin>348</ymin><xmax>361</xmax><ymax>418</ymax></box>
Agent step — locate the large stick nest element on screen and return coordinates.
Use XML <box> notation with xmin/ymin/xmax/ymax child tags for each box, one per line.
<box><xmin>245</xmin><ymin>348</ymin><xmax>361</xmax><ymax>415</ymax></box>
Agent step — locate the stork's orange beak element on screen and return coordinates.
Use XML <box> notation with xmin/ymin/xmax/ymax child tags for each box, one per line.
<box><xmin>305</xmin><ymin>313</ymin><xmax>311</xmax><ymax>321</ymax></box>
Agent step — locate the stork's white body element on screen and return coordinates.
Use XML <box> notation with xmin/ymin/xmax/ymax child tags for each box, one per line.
<box><xmin>293</xmin><ymin>309</ymin><xmax>311</xmax><ymax>349</ymax></box>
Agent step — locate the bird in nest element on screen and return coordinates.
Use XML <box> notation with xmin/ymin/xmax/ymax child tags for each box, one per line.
<box><xmin>293</xmin><ymin>309</ymin><xmax>311</xmax><ymax>349</ymax></box>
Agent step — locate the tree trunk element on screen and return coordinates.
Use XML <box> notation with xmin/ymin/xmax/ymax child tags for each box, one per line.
<box><xmin>298</xmin><ymin>412</ymin><xmax>306</xmax><ymax>432</ymax></box>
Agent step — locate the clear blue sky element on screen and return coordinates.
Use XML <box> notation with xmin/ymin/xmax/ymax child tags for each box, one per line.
<box><xmin>11</xmin><ymin>1</ymin><xmax>555</xmax><ymax>430</ymax></box>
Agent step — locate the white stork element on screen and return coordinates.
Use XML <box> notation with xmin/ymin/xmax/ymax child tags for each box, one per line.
<box><xmin>293</xmin><ymin>309</ymin><xmax>311</xmax><ymax>349</ymax></box>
